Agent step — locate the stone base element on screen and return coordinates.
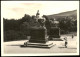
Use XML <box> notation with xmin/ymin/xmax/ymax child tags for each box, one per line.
<box><xmin>49</xmin><ymin>37</ymin><xmax>63</xmax><ymax>41</ymax></box>
<box><xmin>24</xmin><ymin>41</ymin><xmax>54</xmax><ymax>48</ymax></box>
<box><xmin>52</xmin><ymin>38</ymin><xmax>63</xmax><ymax>41</ymax></box>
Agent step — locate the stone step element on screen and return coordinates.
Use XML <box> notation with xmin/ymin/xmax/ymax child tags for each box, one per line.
<box><xmin>27</xmin><ymin>42</ymin><xmax>53</xmax><ymax>46</ymax></box>
<box><xmin>25</xmin><ymin>41</ymin><xmax>55</xmax><ymax>48</ymax></box>
<box><xmin>49</xmin><ymin>38</ymin><xmax>63</xmax><ymax>41</ymax></box>
<box><xmin>27</xmin><ymin>44</ymin><xmax>54</xmax><ymax>48</ymax></box>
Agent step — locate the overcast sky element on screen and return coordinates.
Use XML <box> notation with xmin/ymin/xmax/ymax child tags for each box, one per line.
<box><xmin>1</xmin><ymin>1</ymin><xmax>79</xmax><ymax>19</ymax></box>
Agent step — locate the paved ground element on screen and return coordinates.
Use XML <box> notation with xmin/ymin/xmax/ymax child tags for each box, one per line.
<box><xmin>3</xmin><ymin>36</ymin><xmax>77</xmax><ymax>54</ymax></box>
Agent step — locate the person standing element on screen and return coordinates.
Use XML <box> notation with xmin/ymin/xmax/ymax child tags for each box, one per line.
<box><xmin>64</xmin><ymin>37</ymin><xmax>68</xmax><ymax>48</ymax></box>
<box><xmin>72</xmin><ymin>34</ymin><xmax>74</xmax><ymax>39</ymax></box>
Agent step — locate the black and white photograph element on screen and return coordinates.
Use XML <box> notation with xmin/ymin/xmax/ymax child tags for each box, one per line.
<box><xmin>1</xmin><ymin>1</ymin><xmax>79</xmax><ymax>56</ymax></box>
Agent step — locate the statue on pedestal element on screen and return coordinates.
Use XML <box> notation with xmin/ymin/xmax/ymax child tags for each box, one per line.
<box><xmin>24</xmin><ymin>10</ymin><xmax>54</xmax><ymax>48</ymax></box>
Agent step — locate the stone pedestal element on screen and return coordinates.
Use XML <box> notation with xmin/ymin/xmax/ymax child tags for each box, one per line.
<box><xmin>24</xmin><ymin>27</ymin><xmax>54</xmax><ymax>48</ymax></box>
<box><xmin>49</xmin><ymin>27</ymin><xmax>61</xmax><ymax>40</ymax></box>
<box><xmin>29</xmin><ymin>27</ymin><xmax>48</xmax><ymax>43</ymax></box>
<box><xmin>29</xmin><ymin>28</ymin><xmax>48</xmax><ymax>43</ymax></box>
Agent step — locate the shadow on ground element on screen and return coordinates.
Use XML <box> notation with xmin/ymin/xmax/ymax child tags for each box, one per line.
<box><xmin>20</xmin><ymin>45</ymin><xmax>56</xmax><ymax>49</ymax></box>
<box><xmin>6</xmin><ymin>44</ymin><xmax>56</xmax><ymax>49</ymax></box>
<box><xmin>58</xmin><ymin>46</ymin><xmax>77</xmax><ymax>49</ymax></box>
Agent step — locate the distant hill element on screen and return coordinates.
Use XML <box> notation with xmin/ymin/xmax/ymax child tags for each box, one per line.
<box><xmin>47</xmin><ymin>10</ymin><xmax>77</xmax><ymax>21</ymax></box>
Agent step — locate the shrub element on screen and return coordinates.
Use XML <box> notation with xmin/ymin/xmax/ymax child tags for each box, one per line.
<box><xmin>4</xmin><ymin>30</ymin><xmax>27</xmax><ymax>42</ymax></box>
